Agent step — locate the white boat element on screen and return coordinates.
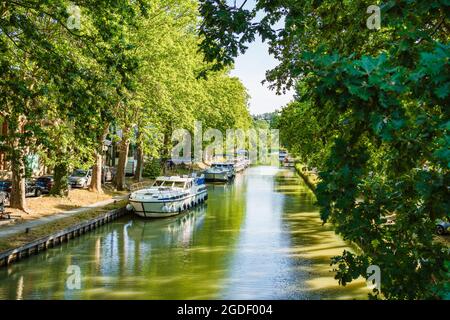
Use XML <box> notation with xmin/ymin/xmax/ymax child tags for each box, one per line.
<box><xmin>231</xmin><ymin>157</ymin><xmax>249</xmax><ymax>172</ymax></box>
<box><xmin>127</xmin><ymin>174</ymin><xmax>208</xmax><ymax>218</ymax></box>
<box><xmin>204</xmin><ymin>163</ymin><xmax>235</xmax><ymax>182</ymax></box>
<box><xmin>283</xmin><ymin>156</ymin><xmax>295</xmax><ymax>167</ymax></box>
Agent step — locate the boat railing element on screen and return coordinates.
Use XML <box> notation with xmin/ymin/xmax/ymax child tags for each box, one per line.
<box><xmin>129</xmin><ymin>181</ymin><xmax>153</xmax><ymax>192</ymax></box>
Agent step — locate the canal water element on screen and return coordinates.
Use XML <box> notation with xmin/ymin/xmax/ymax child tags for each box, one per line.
<box><xmin>0</xmin><ymin>166</ymin><xmax>368</xmax><ymax>299</ymax></box>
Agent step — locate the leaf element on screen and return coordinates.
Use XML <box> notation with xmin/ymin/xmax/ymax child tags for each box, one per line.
<box><xmin>434</xmin><ymin>82</ymin><xmax>450</xmax><ymax>99</ymax></box>
<box><xmin>371</xmin><ymin>239</ymin><xmax>380</xmax><ymax>249</ymax></box>
<box><xmin>360</xmin><ymin>56</ymin><xmax>377</xmax><ymax>74</ymax></box>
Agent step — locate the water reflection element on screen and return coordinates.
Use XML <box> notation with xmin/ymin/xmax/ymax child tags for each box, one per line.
<box><xmin>275</xmin><ymin>168</ymin><xmax>368</xmax><ymax>299</ymax></box>
<box><xmin>126</xmin><ymin>208</ymin><xmax>206</xmax><ymax>246</ymax></box>
<box><xmin>0</xmin><ymin>167</ymin><xmax>368</xmax><ymax>300</ymax></box>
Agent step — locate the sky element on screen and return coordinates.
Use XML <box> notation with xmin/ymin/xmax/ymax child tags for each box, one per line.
<box><xmin>230</xmin><ymin>36</ymin><xmax>294</xmax><ymax>116</ymax></box>
<box><xmin>228</xmin><ymin>1</ymin><xmax>294</xmax><ymax>116</ymax></box>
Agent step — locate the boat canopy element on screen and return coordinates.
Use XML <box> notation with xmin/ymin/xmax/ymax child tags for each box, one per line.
<box><xmin>152</xmin><ymin>174</ymin><xmax>205</xmax><ymax>187</ymax></box>
<box><xmin>155</xmin><ymin>176</ymin><xmax>194</xmax><ymax>182</ymax></box>
<box><xmin>212</xmin><ymin>162</ymin><xmax>234</xmax><ymax>167</ymax></box>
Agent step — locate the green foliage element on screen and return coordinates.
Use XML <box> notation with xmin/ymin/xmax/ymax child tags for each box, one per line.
<box><xmin>127</xmin><ymin>0</ymin><xmax>252</xmax><ymax>160</ymax></box>
<box><xmin>199</xmin><ymin>0</ymin><xmax>450</xmax><ymax>299</ymax></box>
<box><xmin>0</xmin><ymin>0</ymin><xmax>144</xmax><ymax>199</ymax></box>
<box><xmin>275</xmin><ymin>100</ymin><xmax>333</xmax><ymax>168</ymax></box>
<box><xmin>1</xmin><ymin>0</ymin><xmax>251</xmax><ymax>201</ymax></box>
<box><xmin>143</xmin><ymin>159</ymin><xmax>162</xmax><ymax>179</ymax></box>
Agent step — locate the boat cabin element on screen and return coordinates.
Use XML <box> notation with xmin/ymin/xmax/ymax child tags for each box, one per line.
<box><xmin>152</xmin><ymin>176</ymin><xmax>193</xmax><ymax>190</ymax></box>
<box><xmin>211</xmin><ymin>163</ymin><xmax>234</xmax><ymax>170</ymax></box>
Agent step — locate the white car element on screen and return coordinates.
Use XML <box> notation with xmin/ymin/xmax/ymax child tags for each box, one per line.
<box><xmin>436</xmin><ymin>219</ymin><xmax>450</xmax><ymax>235</ymax></box>
<box><xmin>69</xmin><ymin>169</ymin><xmax>92</xmax><ymax>188</ymax></box>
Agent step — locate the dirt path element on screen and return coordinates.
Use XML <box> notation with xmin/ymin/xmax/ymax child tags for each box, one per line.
<box><xmin>0</xmin><ymin>194</ymin><xmax>128</xmax><ymax>239</ymax></box>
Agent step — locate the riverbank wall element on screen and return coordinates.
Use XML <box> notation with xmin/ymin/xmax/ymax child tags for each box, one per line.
<box><xmin>294</xmin><ymin>164</ymin><xmax>318</xmax><ymax>194</ymax></box>
<box><xmin>0</xmin><ymin>207</ymin><xmax>128</xmax><ymax>268</ymax></box>
<box><xmin>293</xmin><ymin>164</ymin><xmax>366</xmax><ymax>255</ymax></box>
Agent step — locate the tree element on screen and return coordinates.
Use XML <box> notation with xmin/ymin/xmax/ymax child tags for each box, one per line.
<box><xmin>1</xmin><ymin>0</ymin><xmax>252</xmax><ymax>203</ymax></box>
<box><xmin>198</xmin><ymin>0</ymin><xmax>450</xmax><ymax>299</ymax></box>
<box><xmin>276</xmin><ymin>100</ymin><xmax>332</xmax><ymax>169</ymax></box>
<box><xmin>127</xmin><ymin>0</ymin><xmax>252</xmax><ymax>179</ymax></box>
<box><xmin>0</xmin><ymin>1</ymin><xmax>145</xmax><ymax>204</ymax></box>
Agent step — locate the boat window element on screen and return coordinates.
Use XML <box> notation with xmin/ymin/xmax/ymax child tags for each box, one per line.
<box><xmin>153</xmin><ymin>180</ymin><xmax>165</xmax><ymax>187</ymax></box>
<box><xmin>172</xmin><ymin>181</ymin><xmax>185</xmax><ymax>188</ymax></box>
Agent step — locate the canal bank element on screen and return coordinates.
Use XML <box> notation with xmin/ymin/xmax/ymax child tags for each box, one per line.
<box><xmin>293</xmin><ymin>163</ymin><xmax>365</xmax><ymax>255</ymax></box>
<box><xmin>0</xmin><ymin>167</ymin><xmax>369</xmax><ymax>299</ymax></box>
<box><xmin>0</xmin><ymin>200</ymin><xmax>128</xmax><ymax>259</ymax></box>
<box><xmin>0</xmin><ymin>206</ymin><xmax>128</xmax><ymax>267</ymax></box>
<box><xmin>294</xmin><ymin>164</ymin><xmax>318</xmax><ymax>192</ymax></box>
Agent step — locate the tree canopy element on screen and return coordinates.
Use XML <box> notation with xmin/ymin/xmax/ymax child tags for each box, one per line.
<box><xmin>199</xmin><ymin>0</ymin><xmax>450</xmax><ymax>299</ymax></box>
<box><xmin>1</xmin><ymin>0</ymin><xmax>251</xmax><ymax>203</ymax></box>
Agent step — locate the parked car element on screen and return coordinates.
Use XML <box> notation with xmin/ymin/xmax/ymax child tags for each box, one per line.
<box><xmin>36</xmin><ymin>175</ymin><xmax>54</xmax><ymax>194</ymax></box>
<box><xmin>25</xmin><ymin>179</ymin><xmax>42</xmax><ymax>197</ymax></box>
<box><xmin>0</xmin><ymin>179</ymin><xmax>40</xmax><ymax>198</ymax></box>
<box><xmin>69</xmin><ymin>169</ymin><xmax>92</xmax><ymax>188</ymax></box>
<box><xmin>436</xmin><ymin>219</ymin><xmax>450</xmax><ymax>235</ymax></box>
<box><xmin>0</xmin><ymin>191</ymin><xmax>9</xmax><ymax>219</ymax></box>
<box><xmin>102</xmin><ymin>166</ymin><xmax>115</xmax><ymax>183</ymax></box>
<box><xmin>0</xmin><ymin>180</ymin><xmax>12</xmax><ymax>195</ymax></box>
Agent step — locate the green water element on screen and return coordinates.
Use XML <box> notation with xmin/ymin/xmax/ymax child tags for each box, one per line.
<box><xmin>0</xmin><ymin>166</ymin><xmax>368</xmax><ymax>300</ymax></box>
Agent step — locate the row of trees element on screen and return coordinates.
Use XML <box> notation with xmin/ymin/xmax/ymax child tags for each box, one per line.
<box><xmin>0</xmin><ymin>0</ymin><xmax>251</xmax><ymax>211</ymax></box>
<box><xmin>199</xmin><ymin>0</ymin><xmax>449</xmax><ymax>299</ymax></box>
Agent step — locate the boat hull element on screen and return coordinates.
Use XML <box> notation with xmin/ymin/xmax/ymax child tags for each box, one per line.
<box><xmin>204</xmin><ymin>172</ymin><xmax>229</xmax><ymax>182</ymax></box>
<box><xmin>130</xmin><ymin>190</ymin><xmax>208</xmax><ymax>218</ymax></box>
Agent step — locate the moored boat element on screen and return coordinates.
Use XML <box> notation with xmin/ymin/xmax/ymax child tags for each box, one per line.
<box><xmin>283</xmin><ymin>155</ymin><xmax>295</xmax><ymax>167</ymax></box>
<box><xmin>204</xmin><ymin>163</ymin><xmax>235</xmax><ymax>182</ymax></box>
<box><xmin>127</xmin><ymin>174</ymin><xmax>208</xmax><ymax>218</ymax></box>
<box><xmin>231</xmin><ymin>157</ymin><xmax>249</xmax><ymax>173</ymax></box>
<box><xmin>279</xmin><ymin>150</ymin><xmax>287</xmax><ymax>162</ymax></box>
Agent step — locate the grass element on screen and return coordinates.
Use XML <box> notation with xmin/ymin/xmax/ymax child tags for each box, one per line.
<box><xmin>294</xmin><ymin>163</ymin><xmax>319</xmax><ymax>192</ymax></box>
<box><xmin>0</xmin><ymin>200</ymin><xmax>127</xmax><ymax>253</ymax></box>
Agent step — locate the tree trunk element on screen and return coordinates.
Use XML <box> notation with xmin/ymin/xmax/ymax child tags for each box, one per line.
<box><xmin>163</xmin><ymin>130</ymin><xmax>171</xmax><ymax>161</ymax></box>
<box><xmin>9</xmin><ymin>117</ymin><xmax>27</xmax><ymax>211</ymax></box>
<box><xmin>114</xmin><ymin>128</ymin><xmax>130</xmax><ymax>191</ymax></box>
<box><xmin>89</xmin><ymin>152</ymin><xmax>103</xmax><ymax>193</ymax></box>
<box><xmin>50</xmin><ymin>162</ymin><xmax>70</xmax><ymax>197</ymax></box>
<box><xmin>89</xmin><ymin>125</ymin><xmax>109</xmax><ymax>193</ymax></box>
<box><xmin>134</xmin><ymin>142</ymin><xmax>144</xmax><ymax>182</ymax></box>
<box><xmin>10</xmin><ymin>154</ymin><xmax>27</xmax><ymax>211</ymax></box>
